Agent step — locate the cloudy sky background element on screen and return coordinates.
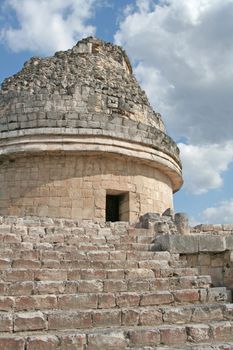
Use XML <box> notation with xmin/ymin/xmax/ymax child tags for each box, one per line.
<box><xmin>0</xmin><ymin>0</ymin><xmax>233</xmax><ymax>224</ymax></box>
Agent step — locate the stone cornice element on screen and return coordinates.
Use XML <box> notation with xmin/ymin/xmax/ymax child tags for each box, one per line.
<box><xmin>0</xmin><ymin>129</ymin><xmax>182</xmax><ymax>192</ymax></box>
<box><xmin>0</xmin><ymin>124</ymin><xmax>181</xmax><ymax>164</ymax></box>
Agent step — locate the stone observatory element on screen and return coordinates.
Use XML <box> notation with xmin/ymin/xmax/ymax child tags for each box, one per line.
<box><xmin>0</xmin><ymin>37</ymin><xmax>182</xmax><ymax>222</ymax></box>
<box><xmin>0</xmin><ymin>38</ymin><xmax>233</xmax><ymax>350</ymax></box>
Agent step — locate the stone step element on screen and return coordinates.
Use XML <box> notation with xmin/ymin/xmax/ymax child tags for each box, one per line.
<box><xmin>0</xmin><ymin>267</ymin><xmax>200</xmax><ymax>282</ymax></box>
<box><xmin>0</xmin><ymin>287</ymin><xmax>230</xmax><ymax>312</ymax></box>
<box><xmin>57</xmin><ymin>243</ymin><xmax>155</xmax><ymax>252</ymax></box>
<box><xmin>1</xmin><ymin>337</ymin><xmax>233</xmax><ymax>350</ymax></box>
<box><xmin>130</xmin><ymin>342</ymin><xmax>233</xmax><ymax>350</ymax></box>
<box><xmin>0</xmin><ymin>220</ymin><xmax>232</xmax><ymax>350</ymax></box>
<box><xmin>0</xmin><ymin>259</ymin><xmax>175</xmax><ymax>270</ymax></box>
<box><xmin>24</xmin><ymin>259</ymin><xmax>170</xmax><ymax>270</ymax></box>
<box><xmin>8</xmin><ymin>303</ymin><xmax>233</xmax><ymax>326</ymax></box>
<box><xmin>24</xmin><ymin>233</ymin><xmax>155</xmax><ymax>244</ymax></box>
<box><xmin>0</xmin><ymin>248</ymin><xmax>174</xmax><ymax>260</ymax></box>
<box><xmin>4</xmin><ymin>287</ymin><xmax>233</xmax><ymax>311</ymax></box>
<box><xmin>0</xmin><ymin>225</ymin><xmax>116</xmax><ymax>234</ymax></box>
<box><xmin>0</xmin><ymin>242</ymin><xmax>158</xmax><ymax>251</ymax></box>
<box><xmin>0</xmin><ymin>275</ymin><xmax>212</xmax><ymax>296</ymax></box>
<box><xmin>0</xmin><ymin>234</ymin><xmax>156</xmax><ymax>252</ymax></box>
<box><xmin>1</xmin><ymin>257</ymin><xmax>185</xmax><ymax>273</ymax></box>
<box><xmin>0</xmin><ymin>250</ymin><xmax>173</xmax><ymax>262</ymax></box>
<box><xmin>0</xmin><ymin>227</ymin><xmax>155</xmax><ymax>244</ymax></box>
<box><xmin>0</xmin><ymin>320</ymin><xmax>232</xmax><ymax>347</ymax></box>
<box><xmin>127</xmin><ymin>322</ymin><xmax>233</xmax><ymax>347</ymax></box>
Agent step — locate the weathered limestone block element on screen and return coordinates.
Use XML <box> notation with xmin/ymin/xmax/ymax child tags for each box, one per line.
<box><xmin>0</xmin><ymin>314</ymin><xmax>12</xmax><ymax>332</ymax></box>
<box><xmin>48</xmin><ymin>311</ymin><xmax>92</xmax><ymax>330</ymax></box>
<box><xmin>187</xmin><ymin>324</ymin><xmax>210</xmax><ymax>342</ymax></box>
<box><xmin>175</xmin><ymin>212</ymin><xmax>190</xmax><ymax>235</ymax></box>
<box><xmin>199</xmin><ymin>235</ymin><xmax>226</xmax><ymax>252</ymax></box>
<box><xmin>27</xmin><ymin>335</ymin><xmax>59</xmax><ymax>350</ymax></box>
<box><xmin>226</xmin><ymin>235</ymin><xmax>233</xmax><ymax>250</ymax></box>
<box><xmin>125</xmin><ymin>268</ymin><xmax>155</xmax><ymax>279</ymax></box>
<box><xmin>163</xmin><ymin>307</ymin><xmax>192</xmax><ymax>324</ymax></box>
<box><xmin>128</xmin><ymin>329</ymin><xmax>160</xmax><ymax>347</ymax></box>
<box><xmin>210</xmin><ymin>321</ymin><xmax>232</xmax><ymax>341</ymax></box>
<box><xmin>139</xmin><ymin>309</ymin><xmax>163</xmax><ymax>325</ymax></box>
<box><xmin>59</xmin><ymin>333</ymin><xmax>87</xmax><ymax>349</ymax></box>
<box><xmin>139</xmin><ymin>212</ymin><xmax>161</xmax><ymax>229</ymax></box>
<box><xmin>14</xmin><ymin>311</ymin><xmax>46</xmax><ymax>332</ymax></box>
<box><xmin>156</xmin><ymin>234</ymin><xmax>199</xmax><ymax>254</ymax></box>
<box><xmin>156</xmin><ymin>233</ymin><xmax>232</xmax><ymax>255</ymax></box>
<box><xmin>87</xmin><ymin>331</ymin><xmax>127</xmax><ymax>350</ymax></box>
<box><xmin>156</xmin><ymin>222</ymin><xmax>170</xmax><ymax>234</ymax></box>
<box><xmin>160</xmin><ymin>326</ymin><xmax>187</xmax><ymax>345</ymax></box>
<box><xmin>0</xmin><ymin>337</ymin><xmax>25</xmax><ymax>350</ymax></box>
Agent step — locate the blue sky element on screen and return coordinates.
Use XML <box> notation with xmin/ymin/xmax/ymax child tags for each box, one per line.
<box><xmin>1</xmin><ymin>0</ymin><xmax>233</xmax><ymax>224</ymax></box>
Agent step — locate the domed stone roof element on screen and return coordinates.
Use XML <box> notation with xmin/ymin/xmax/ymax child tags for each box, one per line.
<box><xmin>0</xmin><ymin>37</ymin><xmax>164</xmax><ymax>131</ymax></box>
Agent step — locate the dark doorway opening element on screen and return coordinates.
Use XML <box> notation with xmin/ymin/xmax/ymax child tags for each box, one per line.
<box><xmin>106</xmin><ymin>195</ymin><xmax>120</xmax><ymax>222</ymax></box>
<box><xmin>106</xmin><ymin>192</ymin><xmax>129</xmax><ymax>222</ymax></box>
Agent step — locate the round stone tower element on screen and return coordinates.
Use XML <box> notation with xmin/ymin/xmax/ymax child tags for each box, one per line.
<box><xmin>0</xmin><ymin>37</ymin><xmax>182</xmax><ymax>222</ymax></box>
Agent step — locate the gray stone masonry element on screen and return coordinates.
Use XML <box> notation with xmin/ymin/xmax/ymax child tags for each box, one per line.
<box><xmin>152</xmin><ymin>215</ymin><xmax>233</xmax><ymax>292</ymax></box>
<box><xmin>156</xmin><ymin>234</ymin><xmax>227</xmax><ymax>254</ymax></box>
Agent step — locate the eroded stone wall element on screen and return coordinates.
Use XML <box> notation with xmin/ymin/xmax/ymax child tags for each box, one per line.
<box><xmin>0</xmin><ymin>155</ymin><xmax>173</xmax><ymax>221</ymax></box>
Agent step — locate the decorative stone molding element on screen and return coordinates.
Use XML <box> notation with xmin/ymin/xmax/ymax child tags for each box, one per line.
<box><xmin>0</xmin><ymin>131</ymin><xmax>182</xmax><ymax>192</ymax></box>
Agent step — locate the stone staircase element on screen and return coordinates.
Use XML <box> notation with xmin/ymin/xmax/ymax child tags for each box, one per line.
<box><xmin>0</xmin><ymin>218</ymin><xmax>232</xmax><ymax>349</ymax></box>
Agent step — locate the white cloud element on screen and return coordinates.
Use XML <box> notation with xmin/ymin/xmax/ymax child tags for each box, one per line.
<box><xmin>115</xmin><ymin>0</ymin><xmax>233</xmax><ymax>196</ymax></box>
<box><xmin>179</xmin><ymin>142</ymin><xmax>233</xmax><ymax>194</ymax></box>
<box><xmin>115</xmin><ymin>0</ymin><xmax>233</xmax><ymax>145</ymax></box>
<box><xmin>0</xmin><ymin>0</ymin><xmax>101</xmax><ymax>54</ymax></box>
<box><xmin>202</xmin><ymin>198</ymin><xmax>233</xmax><ymax>224</ymax></box>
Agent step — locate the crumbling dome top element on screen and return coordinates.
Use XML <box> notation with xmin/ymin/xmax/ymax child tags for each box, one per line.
<box><xmin>1</xmin><ymin>37</ymin><xmax>164</xmax><ymax>130</ymax></box>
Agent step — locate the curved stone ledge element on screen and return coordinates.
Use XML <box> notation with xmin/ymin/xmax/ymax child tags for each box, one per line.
<box><xmin>0</xmin><ymin>132</ymin><xmax>182</xmax><ymax>192</ymax></box>
<box><xmin>0</xmin><ymin>121</ymin><xmax>181</xmax><ymax>165</ymax></box>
